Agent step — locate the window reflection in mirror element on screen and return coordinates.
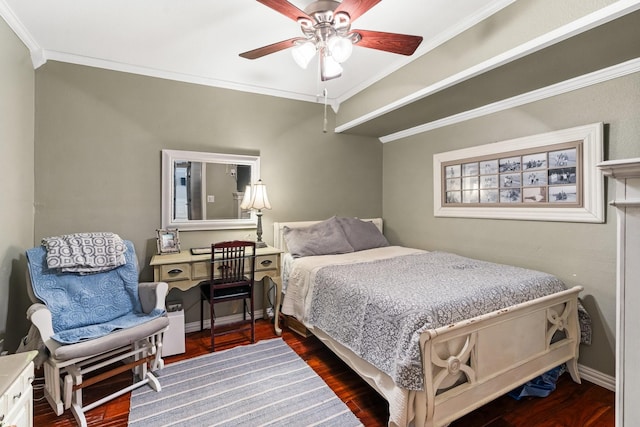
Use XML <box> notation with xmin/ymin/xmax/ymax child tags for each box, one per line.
<box><xmin>162</xmin><ymin>150</ymin><xmax>260</xmax><ymax>230</ymax></box>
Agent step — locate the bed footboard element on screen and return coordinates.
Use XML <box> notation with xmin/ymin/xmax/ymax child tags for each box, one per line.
<box><xmin>417</xmin><ymin>286</ymin><xmax>583</xmax><ymax>427</ymax></box>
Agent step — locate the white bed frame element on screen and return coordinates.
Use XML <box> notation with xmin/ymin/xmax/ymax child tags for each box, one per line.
<box><xmin>274</xmin><ymin>219</ymin><xmax>582</xmax><ymax>427</ymax></box>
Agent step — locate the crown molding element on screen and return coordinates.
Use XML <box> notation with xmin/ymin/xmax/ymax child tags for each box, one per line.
<box><xmin>335</xmin><ymin>0</ymin><xmax>640</xmax><ymax>135</ymax></box>
<box><xmin>42</xmin><ymin>50</ymin><xmax>332</xmax><ymax>106</ymax></box>
<box><xmin>380</xmin><ymin>57</ymin><xmax>640</xmax><ymax>143</ymax></box>
<box><xmin>0</xmin><ymin>0</ymin><xmax>45</xmax><ymax>67</ymax></box>
<box><xmin>334</xmin><ymin>0</ymin><xmax>516</xmax><ymax>106</ymax></box>
<box><xmin>0</xmin><ymin>0</ymin><xmax>335</xmax><ymax>108</ymax></box>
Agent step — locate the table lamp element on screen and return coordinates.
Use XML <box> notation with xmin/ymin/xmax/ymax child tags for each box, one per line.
<box><xmin>240</xmin><ymin>179</ymin><xmax>271</xmax><ymax>248</ymax></box>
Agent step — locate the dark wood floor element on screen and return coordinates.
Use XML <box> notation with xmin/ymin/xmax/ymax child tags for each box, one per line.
<box><xmin>33</xmin><ymin>319</ymin><xmax>614</xmax><ymax>426</ymax></box>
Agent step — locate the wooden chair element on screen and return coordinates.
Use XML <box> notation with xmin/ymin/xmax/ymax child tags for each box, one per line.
<box><xmin>199</xmin><ymin>240</ymin><xmax>256</xmax><ymax>350</ymax></box>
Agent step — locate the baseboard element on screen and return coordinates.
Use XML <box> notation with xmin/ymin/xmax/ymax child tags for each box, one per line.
<box><xmin>184</xmin><ymin>311</ymin><xmax>268</xmax><ymax>334</ymax></box>
<box><xmin>578</xmin><ymin>363</ymin><xmax>616</xmax><ymax>391</ymax></box>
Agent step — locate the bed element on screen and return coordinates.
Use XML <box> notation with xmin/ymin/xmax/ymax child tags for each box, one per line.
<box><xmin>273</xmin><ymin>217</ymin><xmax>582</xmax><ymax>427</ymax></box>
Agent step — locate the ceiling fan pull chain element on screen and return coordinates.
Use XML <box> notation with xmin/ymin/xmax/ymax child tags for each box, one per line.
<box><xmin>323</xmin><ymin>88</ymin><xmax>328</xmax><ymax>133</ymax></box>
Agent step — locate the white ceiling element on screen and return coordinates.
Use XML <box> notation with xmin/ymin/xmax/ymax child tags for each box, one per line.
<box><xmin>1</xmin><ymin>0</ymin><xmax>514</xmax><ymax>106</ymax></box>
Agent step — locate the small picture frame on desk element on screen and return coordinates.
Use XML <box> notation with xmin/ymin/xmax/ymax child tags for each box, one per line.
<box><xmin>156</xmin><ymin>228</ymin><xmax>181</xmax><ymax>254</ymax></box>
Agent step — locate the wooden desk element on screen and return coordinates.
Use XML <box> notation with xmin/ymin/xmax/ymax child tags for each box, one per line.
<box><xmin>150</xmin><ymin>246</ymin><xmax>283</xmax><ymax>335</ymax></box>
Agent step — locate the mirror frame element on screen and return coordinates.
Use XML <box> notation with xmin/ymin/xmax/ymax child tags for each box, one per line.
<box><xmin>161</xmin><ymin>149</ymin><xmax>260</xmax><ymax>231</ymax></box>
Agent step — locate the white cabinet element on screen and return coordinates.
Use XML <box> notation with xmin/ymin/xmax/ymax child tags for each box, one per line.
<box><xmin>0</xmin><ymin>351</ymin><xmax>37</xmax><ymax>427</ymax></box>
<box><xmin>598</xmin><ymin>158</ymin><xmax>640</xmax><ymax>427</ymax></box>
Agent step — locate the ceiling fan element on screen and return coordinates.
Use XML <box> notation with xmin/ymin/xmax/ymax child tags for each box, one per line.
<box><xmin>239</xmin><ymin>0</ymin><xmax>424</xmax><ymax>81</ymax></box>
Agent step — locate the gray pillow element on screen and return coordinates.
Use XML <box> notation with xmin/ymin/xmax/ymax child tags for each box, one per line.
<box><xmin>337</xmin><ymin>217</ymin><xmax>389</xmax><ymax>251</ymax></box>
<box><xmin>283</xmin><ymin>217</ymin><xmax>354</xmax><ymax>258</ymax></box>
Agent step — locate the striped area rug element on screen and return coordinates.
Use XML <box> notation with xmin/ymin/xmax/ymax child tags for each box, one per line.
<box><xmin>128</xmin><ymin>338</ymin><xmax>363</xmax><ymax>427</ymax></box>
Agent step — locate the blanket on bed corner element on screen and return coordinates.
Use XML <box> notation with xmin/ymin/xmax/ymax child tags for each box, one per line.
<box><xmin>308</xmin><ymin>251</ymin><xmax>568</xmax><ymax>391</ymax></box>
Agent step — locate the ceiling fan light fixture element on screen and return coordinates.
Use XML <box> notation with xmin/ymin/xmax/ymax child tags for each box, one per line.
<box><xmin>240</xmin><ymin>0</ymin><xmax>423</xmax><ymax>82</ymax></box>
<box><xmin>291</xmin><ymin>41</ymin><xmax>316</xmax><ymax>69</ymax></box>
<box><xmin>327</xmin><ymin>36</ymin><xmax>353</xmax><ymax>63</ymax></box>
<box><xmin>320</xmin><ymin>50</ymin><xmax>342</xmax><ymax>81</ymax></box>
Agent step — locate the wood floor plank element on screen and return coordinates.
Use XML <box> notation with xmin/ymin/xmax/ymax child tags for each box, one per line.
<box><xmin>33</xmin><ymin>319</ymin><xmax>614</xmax><ymax>426</ymax></box>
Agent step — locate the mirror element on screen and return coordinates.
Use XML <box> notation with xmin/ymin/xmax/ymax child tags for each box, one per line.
<box><xmin>161</xmin><ymin>150</ymin><xmax>260</xmax><ymax>230</ymax></box>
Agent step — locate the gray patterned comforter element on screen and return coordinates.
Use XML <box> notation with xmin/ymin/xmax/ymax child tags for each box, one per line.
<box><xmin>308</xmin><ymin>251</ymin><xmax>567</xmax><ymax>390</ymax></box>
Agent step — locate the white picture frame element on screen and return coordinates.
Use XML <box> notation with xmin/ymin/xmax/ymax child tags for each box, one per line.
<box><xmin>156</xmin><ymin>228</ymin><xmax>181</xmax><ymax>254</ymax></box>
<box><xmin>433</xmin><ymin>122</ymin><xmax>604</xmax><ymax>223</ymax></box>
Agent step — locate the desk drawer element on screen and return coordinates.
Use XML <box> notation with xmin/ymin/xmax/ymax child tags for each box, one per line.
<box><xmin>256</xmin><ymin>254</ymin><xmax>278</xmax><ymax>272</ymax></box>
<box><xmin>192</xmin><ymin>261</ymin><xmax>209</xmax><ymax>280</ymax></box>
<box><xmin>159</xmin><ymin>263</ymin><xmax>191</xmax><ymax>282</ymax></box>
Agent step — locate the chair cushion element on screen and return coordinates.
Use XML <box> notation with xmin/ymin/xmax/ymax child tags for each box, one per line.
<box><xmin>52</xmin><ymin>315</ymin><xmax>169</xmax><ymax>361</ymax></box>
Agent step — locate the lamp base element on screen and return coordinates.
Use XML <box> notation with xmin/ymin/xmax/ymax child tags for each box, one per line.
<box><xmin>255</xmin><ymin>210</ymin><xmax>267</xmax><ymax>249</ymax></box>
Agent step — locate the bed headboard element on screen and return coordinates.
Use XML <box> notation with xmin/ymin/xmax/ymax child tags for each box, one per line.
<box><xmin>272</xmin><ymin>218</ymin><xmax>383</xmax><ymax>252</ymax></box>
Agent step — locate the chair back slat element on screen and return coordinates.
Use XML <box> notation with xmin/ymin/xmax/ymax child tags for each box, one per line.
<box><xmin>210</xmin><ymin>241</ymin><xmax>256</xmax><ymax>285</ymax></box>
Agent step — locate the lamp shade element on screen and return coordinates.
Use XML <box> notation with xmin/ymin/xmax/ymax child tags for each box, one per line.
<box><xmin>292</xmin><ymin>41</ymin><xmax>316</xmax><ymax>69</ymax></box>
<box><xmin>320</xmin><ymin>51</ymin><xmax>343</xmax><ymax>81</ymax></box>
<box><xmin>239</xmin><ymin>185</ymin><xmax>252</xmax><ymax>210</ymax></box>
<box><xmin>249</xmin><ymin>179</ymin><xmax>272</xmax><ymax>210</ymax></box>
<box><xmin>327</xmin><ymin>36</ymin><xmax>353</xmax><ymax>63</ymax></box>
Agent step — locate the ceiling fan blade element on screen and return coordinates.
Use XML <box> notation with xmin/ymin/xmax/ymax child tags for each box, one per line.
<box><xmin>353</xmin><ymin>29</ymin><xmax>423</xmax><ymax>56</ymax></box>
<box><xmin>239</xmin><ymin>37</ymin><xmax>305</xmax><ymax>60</ymax></box>
<box><xmin>334</xmin><ymin>0</ymin><xmax>381</xmax><ymax>22</ymax></box>
<box><xmin>256</xmin><ymin>0</ymin><xmax>312</xmax><ymax>22</ymax></box>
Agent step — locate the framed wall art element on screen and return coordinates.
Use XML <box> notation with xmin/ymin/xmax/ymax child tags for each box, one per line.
<box><xmin>156</xmin><ymin>228</ymin><xmax>181</xmax><ymax>254</ymax></box>
<box><xmin>433</xmin><ymin>123</ymin><xmax>604</xmax><ymax>223</ymax></box>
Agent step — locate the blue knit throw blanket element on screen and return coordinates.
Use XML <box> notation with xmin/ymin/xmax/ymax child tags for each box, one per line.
<box><xmin>27</xmin><ymin>240</ymin><xmax>164</xmax><ymax>344</ymax></box>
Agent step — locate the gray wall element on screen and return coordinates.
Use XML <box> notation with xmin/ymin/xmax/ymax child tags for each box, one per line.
<box><xmin>0</xmin><ymin>17</ymin><xmax>35</xmax><ymax>353</ymax></box>
<box><xmin>382</xmin><ymin>72</ymin><xmax>640</xmax><ymax>377</ymax></box>
<box><xmin>33</xmin><ymin>61</ymin><xmax>383</xmax><ymax>324</ymax></box>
